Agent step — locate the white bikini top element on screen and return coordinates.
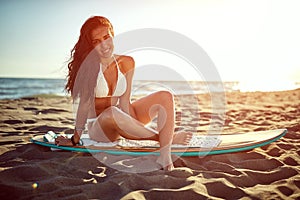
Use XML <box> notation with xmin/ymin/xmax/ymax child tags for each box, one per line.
<box><xmin>95</xmin><ymin>56</ymin><xmax>127</xmax><ymax>98</ymax></box>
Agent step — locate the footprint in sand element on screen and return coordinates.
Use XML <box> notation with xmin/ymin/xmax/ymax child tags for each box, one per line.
<box><xmin>277</xmin><ymin>186</ymin><xmax>294</xmax><ymax>197</ymax></box>
<box><xmin>3</xmin><ymin>120</ymin><xmax>23</xmax><ymax>125</ymax></box>
<box><xmin>1</xmin><ymin>131</ymin><xmax>23</xmax><ymax>137</ymax></box>
<box><xmin>2</xmin><ymin>119</ymin><xmax>36</xmax><ymax>125</ymax></box>
<box><xmin>23</xmin><ymin>107</ymin><xmax>38</xmax><ymax>111</ymax></box>
<box><xmin>24</xmin><ymin>120</ymin><xmax>36</xmax><ymax>124</ymax></box>
<box><xmin>29</xmin><ymin>125</ymin><xmax>67</xmax><ymax>133</ymax></box>
<box><xmin>283</xmin><ymin>157</ymin><xmax>298</xmax><ymax>166</ymax></box>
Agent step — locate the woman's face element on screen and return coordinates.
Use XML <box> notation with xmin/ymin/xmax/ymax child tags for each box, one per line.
<box><xmin>91</xmin><ymin>26</ymin><xmax>114</xmax><ymax>59</ymax></box>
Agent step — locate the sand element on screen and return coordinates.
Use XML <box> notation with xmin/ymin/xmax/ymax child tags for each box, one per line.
<box><xmin>0</xmin><ymin>89</ymin><xmax>299</xmax><ymax>199</ymax></box>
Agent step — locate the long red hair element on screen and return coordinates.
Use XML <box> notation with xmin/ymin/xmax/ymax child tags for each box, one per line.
<box><xmin>65</xmin><ymin>16</ymin><xmax>114</xmax><ymax>97</ymax></box>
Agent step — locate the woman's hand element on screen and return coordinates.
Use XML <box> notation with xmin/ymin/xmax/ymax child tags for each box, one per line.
<box><xmin>55</xmin><ymin>135</ymin><xmax>73</xmax><ymax>146</ymax></box>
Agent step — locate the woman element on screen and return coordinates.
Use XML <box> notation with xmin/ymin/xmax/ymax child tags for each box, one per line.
<box><xmin>55</xmin><ymin>16</ymin><xmax>192</xmax><ymax>170</ymax></box>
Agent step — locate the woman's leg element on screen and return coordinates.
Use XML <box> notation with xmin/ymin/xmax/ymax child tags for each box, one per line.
<box><xmin>89</xmin><ymin>92</ymin><xmax>191</xmax><ymax>144</ymax></box>
<box><xmin>89</xmin><ymin>91</ymin><xmax>191</xmax><ymax>170</ymax></box>
<box><xmin>131</xmin><ymin>91</ymin><xmax>175</xmax><ymax>170</ymax></box>
<box><xmin>88</xmin><ymin>106</ymin><xmax>159</xmax><ymax>142</ymax></box>
<box><xmin>131</xmin><ymin>91</ymin><xmax>192</xmax><ymax>144</ymax></box>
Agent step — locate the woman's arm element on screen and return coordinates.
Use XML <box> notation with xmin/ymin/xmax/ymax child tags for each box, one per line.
<box><xmin>73</xmin><ymin>97</ymin><xmax>91</xmax><ymax>142</ymax></box>
<box><xmin>119</xmin><ymin>56</ymin><xmax>136</xmax><ymax>117</ymax></box>
<box><xmin>75</xmin><ymin>96</ymin><xmax>92</xmax><ymax>132</ymax></box>
<box><xmin>55</xmin><ymin>95</ymin><xmax>91</xmax><ymax>146</ymax></box>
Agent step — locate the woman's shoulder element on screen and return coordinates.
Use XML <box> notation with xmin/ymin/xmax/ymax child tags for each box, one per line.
<box><xmin>115</xmin><ymin>55</ymin><xmax>135</xmax><ymax>72</ymax></box>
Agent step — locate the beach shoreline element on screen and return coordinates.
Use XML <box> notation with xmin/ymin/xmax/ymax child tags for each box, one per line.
<box><xmin>0</xmin><ymin>89</ymin><xmax>299</xmax><ymax>199</ymax></box>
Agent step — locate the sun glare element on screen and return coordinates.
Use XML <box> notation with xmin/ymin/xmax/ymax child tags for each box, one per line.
<box><xmin>239</xmin><ymin>79</ymin><xmax>297</xmax><ymax>92</ymax></box>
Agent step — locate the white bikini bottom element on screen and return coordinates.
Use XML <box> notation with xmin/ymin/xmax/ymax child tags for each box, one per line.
<box><xmin>86</xmin><ymin>117</ymin><xmax>108</xmax><ymax>141</ymax></box>
<box><xmin>87</xmin><ymin>118</ymin><xmax>97</xmax><ymax>123</ymax></box>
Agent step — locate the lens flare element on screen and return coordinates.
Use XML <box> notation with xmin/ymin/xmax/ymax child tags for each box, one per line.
<box><xmin>32</xmin><ymin>182</ymin><xmax>38</xmax><ymax>189</ymax></box>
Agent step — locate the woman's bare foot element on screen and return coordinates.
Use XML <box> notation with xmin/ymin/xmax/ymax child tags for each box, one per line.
<box><xmin>156</xmin><ymin>154</ymin><xmax>174</xmax><ymax>171</ymax></box>
<box><xmin>172</xmin><ymin>131</ymin><xmax>193</xmax><ymax>145</ymax></box>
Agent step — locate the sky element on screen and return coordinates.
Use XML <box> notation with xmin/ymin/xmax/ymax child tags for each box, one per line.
<box><xmin>0</xmin><ymin>0</ymin><xmax>299</xmax><ymax>90</ymax></box>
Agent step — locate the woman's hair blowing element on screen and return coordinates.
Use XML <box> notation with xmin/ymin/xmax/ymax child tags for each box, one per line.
<box><xmin>65</xmin><ymin>16</ymin><xmax>114</xmax><ymax>98</ymax></box>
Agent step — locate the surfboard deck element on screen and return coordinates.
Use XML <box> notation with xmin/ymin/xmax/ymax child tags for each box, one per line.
<box><xmin>31</xmin><ymin>129</ymin><xmax>287</xmax><ymax>157</ymax></box>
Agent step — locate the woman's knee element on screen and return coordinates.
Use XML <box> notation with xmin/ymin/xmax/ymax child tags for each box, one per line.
<box><xmin>156</xmin><ymin>91</ymin><xmax>174</xmax><ymax>106</ymax></box>
<box><xmin>99</xmin><ymin>106</ymin><xmax>130</xmax><ymax>127</ymax></box>
<box><xmin>98</xmin><ymin>106</ymin><xmax>119</xmax><ymax>125</ymax></box>
<box><xmin>157</xmin><ymin>91</ymin><xmax>173</xmax><ymax>100</ymax></box>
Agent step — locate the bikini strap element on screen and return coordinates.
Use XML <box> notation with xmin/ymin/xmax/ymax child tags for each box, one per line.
<box><xmin>113</xmin><ymin>55</ymin><xmax>120</xmax><ymax>69</ymax></box>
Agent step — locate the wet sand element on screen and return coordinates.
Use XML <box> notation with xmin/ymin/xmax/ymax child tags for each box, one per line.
<box><xmin>0</xmin><ymin>89</ymin><xmax>299</xmax><ymax>199</ymax></box>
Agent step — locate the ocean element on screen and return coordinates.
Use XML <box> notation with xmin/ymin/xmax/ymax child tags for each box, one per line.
<box><xmin>0</xmin><ymin>77</ymin><xmax>298</xmax><ymax>100</ymax></box>
<box><xmin>0</xmin><ymin>78</ymin><xmax>66</xmax><ymax>100</ymax></box>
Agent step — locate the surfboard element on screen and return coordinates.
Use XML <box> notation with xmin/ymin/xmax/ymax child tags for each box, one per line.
<box><xmin>31</xmin><ymin>129</ymin><xmax>287</xmax><ymax>157</ymax></box>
